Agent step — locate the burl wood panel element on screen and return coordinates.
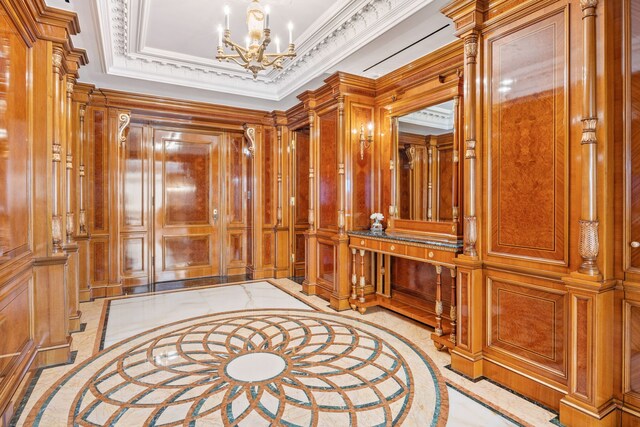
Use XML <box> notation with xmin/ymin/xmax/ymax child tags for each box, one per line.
<box><xmin>121</xmin><ymin>235</ymin><xmax>146</xmax><ymax>276</ymax></box>
<box><xmin>227</xmin><ymin>231</ymin><xmax>246</xmax><ymax>267</ymax></box>
<box><xmin>319</xmin><ymin>111</ymin><xmax>338</xmax><ymax>230</ymax></box>
<box><xmin>154</xmin><ymin>130</ymin><xmax>220</xmax><ymax>281</ymax></box>
<box><xmin>0</xmin><ymin>277</ymin><xmax>31</xmax><ymax>375</ymax></box>
<box><xmin>163</xmin><ymin>235</ymin><xmax>211</xmax><ymax>269</ymax></box>
<box><xmin>122</xmin><ymin>125</ymin><xmax>145</xmax><ymax>228</ymax></box>
<box><xmin>575</xmin><ymin>297</ymin><xmax>590</xmax><ymax>397</ymax></box>
<box><xmin>91</xmin><ymin>109</ymin><xmax>108</xmax><ymax>233</ymax></box>
<box><xmin>228</xmin><ymin>134</ymin><xmax>244</xmax><ymax>225</ymax></box>
<box><xmin>631</xmin><ymin>0</ymin><xmax>640</xmax><ymax>270</ymax></box>
<box><xmin>488</xmin><ymin>278</ymin><xmax>566</xmax><ymax>375</ymax></box>
<box><xmin>459</xmin><ymin>271</ymin><xmax>469</xmax><ymax>348</ymax></box>
<box><xmin>318</xmin><ymin>242</ymin><xmax>335</xmax><ymax>284</ymax></box>
<box><xmin>263</xmin><ymin>128</ymin><xmax>274</xmax><ymax>226</ymax></box>
<box><xmin>437</xmin><ymin>137</ymin><xmax>454</xmax><ymax>221</ymax></box>
<box><xmin>91</xmin><ymin>239</ymin><xmax>109</xmax><ymax>284</ymax></box>
<box><xmin>0</xmin><ymin>10</ymin><xmax>29</xmax><ymax>259</ymax></box>
<box><xmin>351</xmin><ymin>105</ymin><xmax>374</xmax><ymax>229</ymax></box>
<box><xmin>294</xmin><ymin>128</ymin><xmax>310</xmax><ymax>276</ymax></box>
<box><xmin>488</xmin><ymin>12</ymin><xmax>566</xmax><ymax>262</ymax></box>
<box><xmin>399</xmin><ymin>148</ymin><xmax>412</xmax><ymax>220</ymax></box>
<box><xmin>630</xmin><ymin>304</ymin><xmax>640</xmax><ymax>393</ymax></box>
<box><xmin>164</xmin><ymin>140</ymin><xmax>211</xmax><ymax>225</ymax></box>
<box><xmin>391</xmin><ymin>257</ymin><xmax>452</xmax><ymax>306</ymax></box>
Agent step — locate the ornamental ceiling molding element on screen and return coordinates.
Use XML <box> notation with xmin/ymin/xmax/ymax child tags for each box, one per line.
<box><xmin>399</xmin><ymin>105</ymin><xmax>454</xmax><ymax>130</ymax></box>
<box><xmin>96</xmin><ymin>0</ymin><xmax>434</xmax><ymax>101</ymax></box>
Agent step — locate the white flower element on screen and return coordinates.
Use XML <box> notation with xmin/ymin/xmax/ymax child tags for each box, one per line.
<box><xmin>370</xmin><ymin>212</ymin><xmax>384</xmax><ymax>221</ymax></box>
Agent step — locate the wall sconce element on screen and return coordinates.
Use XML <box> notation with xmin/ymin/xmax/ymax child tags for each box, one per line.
<box><xmin>359</xmin><ymin>122</ymin><xmax>373</xmax><ymax>160</ymax></box>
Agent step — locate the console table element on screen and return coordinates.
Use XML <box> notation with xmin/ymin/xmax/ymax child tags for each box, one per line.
<box><xmin>347</xmin><ymin>230</ymin><xmax>463</xmax><ymax>350</ymax></box>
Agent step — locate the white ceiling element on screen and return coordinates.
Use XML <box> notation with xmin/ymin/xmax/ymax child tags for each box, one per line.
<box><xmin>46</xmin><ymin>0</ymin><xmax>455</xmax><ymax>110</ymax></box>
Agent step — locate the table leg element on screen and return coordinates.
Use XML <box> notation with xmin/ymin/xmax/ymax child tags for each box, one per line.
<box><xmin>449</xmin><ymin>267</ymin><xmax>457</xmax><ymax>345</ymax></box>
<box><xmin>359</xmin><ymin>249</ymin><xmax>366</xmax><ymax>305</ymax></box>
<box><xmin>435</xmin><ymin>265</ymin><xmax>443</xmax><ymax>336</ymax></box>
<box><xmin>350</xmin><ymin>248</ymin><xmax>357</xmax><ymax>310</ymax></box>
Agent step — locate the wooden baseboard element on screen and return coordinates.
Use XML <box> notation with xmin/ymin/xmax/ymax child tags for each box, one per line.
<box><xmin>91</xmin><ymin>283</ymin><xmax>123</xmax><ymax>298</ymax></box>
<box><xmin>482</xmin><ymin>358</ymin><xmax>566</xmax><ymax>412</ymax></box>
<box><xmin>0</xmin><ymin>341</ymin><xmax>36</xmax><ymax>424</ymax></box>
<box><xmin>35</xmin><ymin>337</ymin><xmax>72</xmax><ymax>368</ymax></box>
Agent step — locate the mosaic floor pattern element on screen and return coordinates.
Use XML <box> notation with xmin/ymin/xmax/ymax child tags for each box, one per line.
<box><xmin>25</xmin><ymin>309</ymin><xmax>447</xmax><ymax>426</ymax></box>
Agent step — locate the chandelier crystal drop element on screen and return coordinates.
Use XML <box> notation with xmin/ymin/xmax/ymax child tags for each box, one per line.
<box><xmin>216</xmin><ymin>0</ymin><xmax>296</xmax><ymax>79</ymax></box>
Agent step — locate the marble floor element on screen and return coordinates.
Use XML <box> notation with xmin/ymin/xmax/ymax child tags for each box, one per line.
<box><xmin>11</xmin><ymin>279</ymin><xmax>562</xmax><ymax>426</ymax></box>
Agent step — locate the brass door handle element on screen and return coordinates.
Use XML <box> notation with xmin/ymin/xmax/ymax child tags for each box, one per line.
<box><xmin>632</xmin><ymin>241</ymin><xmax>640</xmax><ymax>248</ymax></box>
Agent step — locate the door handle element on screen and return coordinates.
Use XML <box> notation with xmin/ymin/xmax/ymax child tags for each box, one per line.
<box><xmin>213</xmin><ymin>208</ymin><xmax>219</xmax><ymax>223</ymax></box>
<box><xmin>632</xmin><ymin>241</ymin><xmax>640</xmax><ymax>248</ymax></box>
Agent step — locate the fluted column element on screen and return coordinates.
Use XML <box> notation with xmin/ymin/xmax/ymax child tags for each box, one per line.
<box><xmin>463</xmin><ymin>33</ymin><xmax>478</xmax><ymax>257</ymax></box>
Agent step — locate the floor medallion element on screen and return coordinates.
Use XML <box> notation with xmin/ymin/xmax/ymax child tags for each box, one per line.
<box><xmin>26</xmin><ymin>309</ymin><xmax>447</xmax><ymax>426</ymax></box>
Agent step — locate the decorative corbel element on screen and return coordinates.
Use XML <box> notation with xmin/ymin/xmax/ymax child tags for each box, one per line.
<box><xmin>405</xmin><ymin>145</ymin><xmax>416</xmax><ymax>171</ymax></box>
<box><xmin>243</xmin><ymin>124</ymin><xmax>256</xmax><ymax>158</ymax></box>
<box><xmin>118</xmin><ymin>113</ymin><xmax>131</xmax><ymax>148</ymax></box>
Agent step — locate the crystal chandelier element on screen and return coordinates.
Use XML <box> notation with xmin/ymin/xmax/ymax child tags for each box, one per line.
<box><xmin>216</xmin><ymin>0</ymin><xmax>296</xmax><ymax>79</ymax></box>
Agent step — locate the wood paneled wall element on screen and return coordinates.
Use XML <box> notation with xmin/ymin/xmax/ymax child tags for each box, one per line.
<box><xmin>76</xmin><ymin>90</ymin><xmax>273</xmax><ymax>292</ymax></box>
<box><xmin>0</xmin><ymin>0</ymin><xmax>86</xmax><ymax>423</ymax></box>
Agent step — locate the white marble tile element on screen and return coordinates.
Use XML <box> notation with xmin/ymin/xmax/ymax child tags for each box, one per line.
<box><xmin>446</xmin><ymin>387</ymin><xmax>518</xmax><ymax>427</ymax></box>
<box><xmin>104</xmin><ymin>281</ymin><xmax>312</xmax><ymax>347</ymax></box>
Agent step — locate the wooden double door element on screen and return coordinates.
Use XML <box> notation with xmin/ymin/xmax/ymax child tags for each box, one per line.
<box><xmin>152</xmin><ymin>129</ymin><xmax>221</xmax><ymax>282</ymax></box>
<box><xmin>121</xmin><ymin>125</ymin><xmax>247</xmax><ymax>286</ymax></box>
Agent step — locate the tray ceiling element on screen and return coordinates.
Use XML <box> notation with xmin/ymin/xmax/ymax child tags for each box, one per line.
<box><xmin>47</xmin><ymin>0</ymin><xmax>456</xmax><ymax>109</ymax></box>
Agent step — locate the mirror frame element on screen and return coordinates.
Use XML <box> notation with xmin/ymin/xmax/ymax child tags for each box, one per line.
<box><xmin>387</xmin><ymin>72</ymin><xmax>463</xmax><ymax>239</ymax></box>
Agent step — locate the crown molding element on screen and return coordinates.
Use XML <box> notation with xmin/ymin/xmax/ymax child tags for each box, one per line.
<box><xmin>95</xmin><ymin>0</ymin><xmax>435</xmax><ymax>101</ymax></box>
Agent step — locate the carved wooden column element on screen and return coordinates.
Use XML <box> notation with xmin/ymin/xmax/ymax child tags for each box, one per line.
<box><xmin>32</xmin><ymin>45</ymin><xmax>71</xmax><ymax>367</ymax></box>
<box><xmin>427</xmin><ymin>140</ymin><xmax>434</xmax><ymax>221</ymax></box>
<box><xmin>272</xmin><ymin>119</ymin><xmax>291</xmax><ymax>279</ymax></box>
<box><xmin>76</xmin><ymin>103</ymin><xmax>91</xmax><ymax>302</ymax></box>
<box><xmin>332</xmin><ymin>96</ymin><xmax>351</xmax><ymax>310</ymax></box>
<box><xmin>441</xmin><ymin>0</ymin><xmax>486</xmax><ymax>378</ymax></box>
<box><xmin>578</xmin><ymin>0</ymin><xmax>600</xmax><ymax>277</ymax></box>
<box><xmin>302</xmin><ymin>111</ymin><xmax>318</xmax><ymax>295</ymax></box>
<box><xmin>463</xmin><ymin>33</ymin><xmax>478</xmax><ymax>257</ymax></box>
<box><xmin>560</xmin><ymin>1</ymin><xmax>616</xmax><ymax>425</ymax></box>
<box><xmin>452</xmin><ymin>93</ymin><xmax>461</xmax><ymax>227</ymax></box>
<box><xmin>51</xmin><ymin>48</ymin><xmax>64</xmax><ymax>254</ymax></box>
<box><xmin>63</xmin><ymin>76</ymin><xmax>81</xmax><ymax>333</ymax></box>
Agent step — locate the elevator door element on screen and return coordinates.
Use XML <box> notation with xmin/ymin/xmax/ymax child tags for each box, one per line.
<box><xmin>153</xmin><ymin>129</ymin><xmax>221</xmax><ymax>282</ymax></box>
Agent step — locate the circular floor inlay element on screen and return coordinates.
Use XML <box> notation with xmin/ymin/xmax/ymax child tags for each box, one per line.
<box><xmin>26</xmin><ymin>309</ymin><xmax>448</xmax><ymax>426</ymax></box>
<box><xmin>225</xmin><ymin>352</ymin><xmax>286</xmax><ymax>382</ymax></box>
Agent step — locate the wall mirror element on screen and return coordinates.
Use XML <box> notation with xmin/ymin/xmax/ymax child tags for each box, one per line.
<box><xmin>397</xmin><ymin>100</ymin><xmax>455</xmax><ymax>222</ymax></box>
<box><xmin>388</xmin><ymin>73</ymin><xmax>463</xmax><ymax>238</ymax></box>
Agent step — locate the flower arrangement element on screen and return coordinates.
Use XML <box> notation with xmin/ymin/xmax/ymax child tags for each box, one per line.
<box><xmin>370</xmin><ymin>212</ymin><xmax>384</xmax><ymax>233</ymax></box>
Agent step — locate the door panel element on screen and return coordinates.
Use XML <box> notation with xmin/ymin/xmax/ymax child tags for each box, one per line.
<box><xmin>154</xmin><ymin>130</ymin><xmax>220</xmax><ymax>281</ymax></box>
<box><xmin>292</xmin><ymin>128</ymin><xmax>310</xmax><ymax>277</ymax></box>
<box><xmin>630</xmin><ymin>0</ymin><xmax>640</xmax><ymax>272</ymax></box>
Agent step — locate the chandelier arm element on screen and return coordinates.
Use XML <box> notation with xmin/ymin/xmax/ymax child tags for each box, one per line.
<box><xmin>261</xmin><ymin>55</ymin><xmax>286</xmax><ymax>68</ymax></box>
<box><xmin>262</xmin><ymin>52</ymin><xmax>296</xmax><ymax>67</ymax></box>
<box><xmin>226</xmin><ymin>56</ymin><xmax>251</xmax><ymax>68</ymax></box>
<box><xmin>224</xmin><ymin>38</ymin><xmax>251</xmax><ymax>64</ymax></box>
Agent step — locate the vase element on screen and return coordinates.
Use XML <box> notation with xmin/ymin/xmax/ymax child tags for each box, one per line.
<box><xmin>370</xmin><ymin>219</ymin><xmax>383</xmax><ymax>234</ymax></box>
